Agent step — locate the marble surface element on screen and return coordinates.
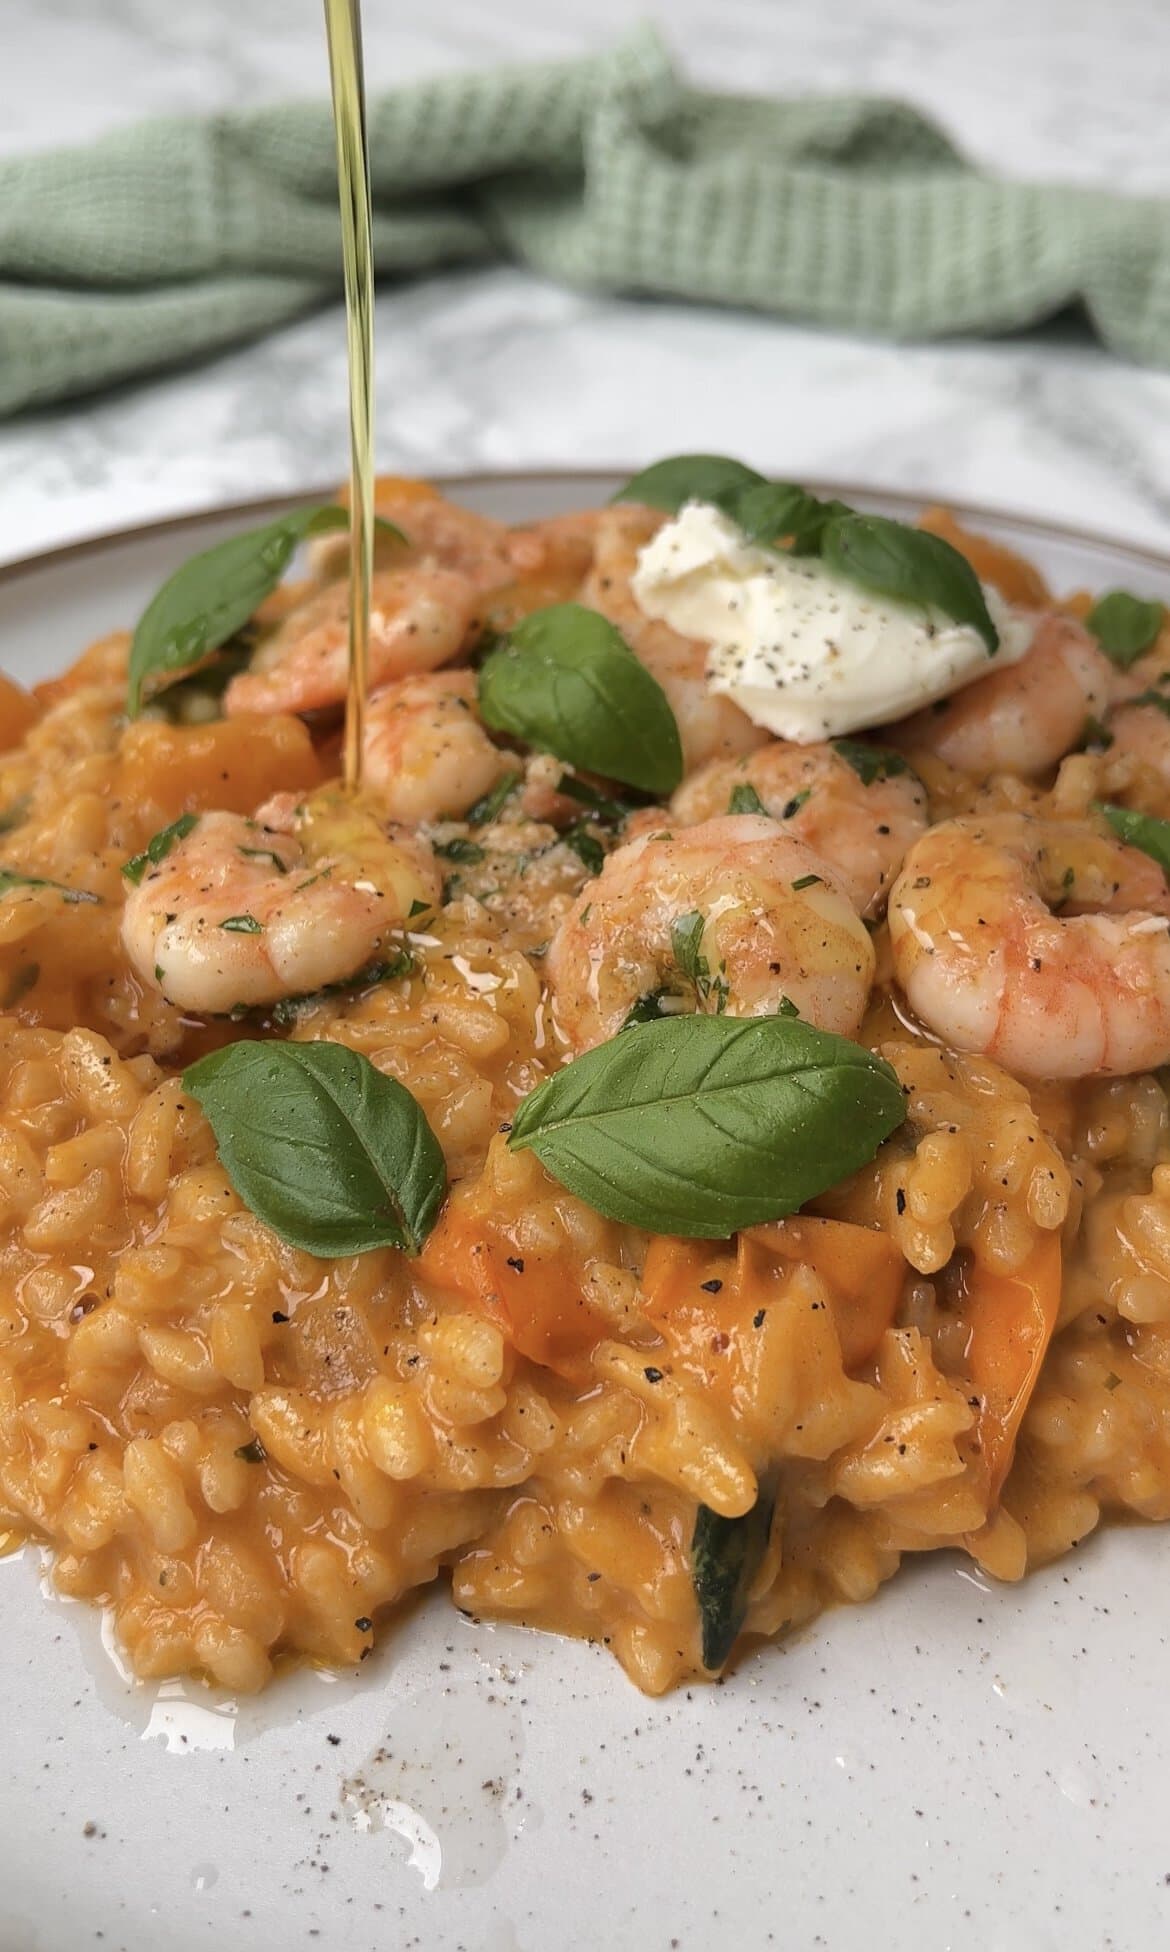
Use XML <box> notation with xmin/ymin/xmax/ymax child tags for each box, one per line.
<box><xmin>3</xmin><ymin>0</ymin><xmax>1170</xmax><ymax>570</ymax></box>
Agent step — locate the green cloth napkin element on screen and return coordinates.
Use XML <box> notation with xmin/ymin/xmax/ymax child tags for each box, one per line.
<box><xmin>3</xmin><ymin>25</ymin><xmax>1169</xmax><ymax>418</ymax></box>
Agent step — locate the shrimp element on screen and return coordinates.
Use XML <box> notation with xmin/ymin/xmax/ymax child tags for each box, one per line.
<box><xmin>482</xmin><ymin>510</ymin><xmax>602</xmax><ymax>632</ymax></box>
<box><xmin>505</xmin><ymin>509</ymin><xmax>600</xmax><ymax>581</ymax></box>
<box><xmin>362</xmin><ymin>670</ymin><xmax>510</xmax><ymax>824</ymax></box>
<box><xmin>669</xmin><ymin>741</ymin><xmax>928</xmax><ymax>919</ymax></box>
<box><xmin>891</xmin><ymin>613</ymin><xmax>1115</xmax><ymax>779</ymax></box>
<box><xmin>1104</xmin><ymin>696</ymin><xmax>1170</xmax><ymax>810</ymax></box>
<box><xmin>310</xmin><ymin>477</ymin><xmax>519</xmax><ymax>593</ymax></box>
<box><xmin>581</xmin><ymin>505</ymin><xmax>769</xmax><ymax>771</ymax></box>
<box><xmin>888</xmin><ymin>812</ymin><xmax>1170</xmax><ymax>1079</ymax></box>
<box><xmin>223</xmin><ymin>566</ymin><xmax>481</xmax><ymax>718</ymax></box>
<box><xmin>546</xmin><ymin>814</ymin><xmax>875</xmax><ymax>1051</ymax></box>
<box><xmin>121</xmin><ymin>793</ymin><xmax>440</xmax><ymax>1014</ymax></box>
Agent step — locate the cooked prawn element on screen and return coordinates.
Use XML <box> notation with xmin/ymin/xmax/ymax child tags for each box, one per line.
<box><xmin>121</xmin><ymin>793</ymin><xmax>440</xmax><ymax>1014</ymax></box>
<box><xmin>310</xmin><ymin>477</ymin><xmax>519</xmax><ymax>593</ymax></box>
<box><xmin>362</xmin><ymin>671</ymin><xmax>510</xmax><ymax>824</ymax></box>
<box><xmin>1103</xmin><ymin>696</ymin><xmax>1170</xmax><ymax>810</ymax></box>
<box><xmin>670</xmin><ymin>741</ymin><xmax>927</xmax><ymax>919</ymax></box>
<box><xmin>891</xmin><ymin>613</ymin><xmax>1114</xmax><ymax>779</ymax></box>
<box><xmin>888</xmin><ymin>812</ymin><xmax>1170</xmax><ymax>1079</ymax></box>
<box><xmin>223</xmin><ymin>566</ymin><xmax>481</xmax><ymax>718</ymax></box>
<box><xmin>547</xmin><ymin>813</ymin><xmax>874</xmax><ymax>1051</ymax></box>
<box><xmin>581</xmin><ymin>505</ymin><xmax>769</xmax><ymax>771</ymax></box>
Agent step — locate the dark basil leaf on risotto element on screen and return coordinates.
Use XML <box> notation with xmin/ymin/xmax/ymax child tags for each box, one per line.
<box><xmin>127</xmin><ymin>504</ymin><xmax>353</xmax><ymax>716</ymax></box>
<box><xmin>821</xmin><ymin>513</ymin><xmax>1000</xmax><ymax>655</ymax></box>
<box><xmin>1097</xmin><ymin>802</ymin><xmax>1170</xmax><ymax>879</ymax></box>
<box><xmin>182</xmin><ymin>1040</ymin><xmax>446</xmax><ymax>1257</ymax></box>
<box><xmin>507</xmin><ymin>1015</ymin><xmax>904</xmax><ymax>1237</ymax></box>
<box><xmin>1085</xmin><ymin>591</ymin><xmax>1165</xmax><ymax>669</ymax></box>
<box><xmin>477</xmin><ymin>603</ymin><xmax>683</xmax><ymax>796</ymax></box>
<box><xmin>831</xmin><ymin>739</ymin><xmax>912</xmax><ymax>788</ymax></box>
<box><xmin>692</xmin><ymin>1488</ymin><xmax>776</xmax><ymax>1671</ymax></box>
<box><xmin>611</xmin><ymin>454</ymin><xmax>766</xmax><ymax>513</ymax></box>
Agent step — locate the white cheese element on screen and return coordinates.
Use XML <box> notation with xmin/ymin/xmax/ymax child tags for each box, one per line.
<box><xmin>631</xmin><ymin>501</ymin><xmax>1033</xmax><ymax>744</ymax></box>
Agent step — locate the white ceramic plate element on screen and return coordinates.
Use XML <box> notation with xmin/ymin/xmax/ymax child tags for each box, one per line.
<box><xmin>3</xmin><ymin>478</ymin><xmax>1170</xmax><ymax>1952</ymax></box>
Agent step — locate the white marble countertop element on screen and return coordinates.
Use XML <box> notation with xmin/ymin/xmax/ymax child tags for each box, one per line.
<box><xmin>3</xmin><ymin>0</ymin><xmax>1170</xmax><ymax>570</ymax></box>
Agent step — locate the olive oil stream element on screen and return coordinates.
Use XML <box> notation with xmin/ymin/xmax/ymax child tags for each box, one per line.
<box><xmin>324</xmin><ymin>0</ymin><xmax>375</xmax><ymax>795</ymax></box>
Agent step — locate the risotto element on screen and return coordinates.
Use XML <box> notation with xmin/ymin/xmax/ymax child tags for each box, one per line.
<box><xmin>2</xmin><ymin>468</ymin><xmax>1170</xmax><ymax>1697</ymax></box>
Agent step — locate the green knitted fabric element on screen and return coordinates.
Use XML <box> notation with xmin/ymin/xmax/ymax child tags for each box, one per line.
<box><xmin>3</xmin><ymin>26</ymin><xmax>1167</xmax><ymax>417</ymax></box>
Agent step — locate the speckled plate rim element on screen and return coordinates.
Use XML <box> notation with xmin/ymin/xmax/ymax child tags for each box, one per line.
<box><xmin>3</xmin><ymin>470</ymin><xmax>1170</xmax><ymax>585</ymax></box>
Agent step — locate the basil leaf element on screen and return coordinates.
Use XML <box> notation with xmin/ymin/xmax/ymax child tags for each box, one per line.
<box><xmin>1097</xmin><ymin>802</ymin><xmax>1170</xmax><ymax>878</ymax></box>
<box><xmin>508</xmin><ymin>1015</ymin><xmax>904</xmax><ymax>1237</ymax></box>
<box><xmin>0</xmin><ymin>869</ymin><xmax>99</xmax><ymax>906</ymax></box>
<box><xmin>822</xmin><ymin>513</ymin><xmax>999</xmax><ymax>654</ymax></box>
<box><xmin>477</xmin><ymin>604</ymin><xmax>683</xmax><ymax>797</ymax></box>
<box><xmin>729</xmin><ymin>482</ymin><xmax>848</xmax><ymax>554</ymax></box>
<box><xmin>728</xmin><ymin>782</ymin><xmax>769</xmax><ymax>816</ymax></box>
<box><xmin>182</xmin><ymin>1040</ymin><xmax>445</xmax><ymax>1257</ymax></box>
<box><xmin>122</xmin><ymin>812</ymin><xmax>200</xmax><ymax>886</ymax></box>
<box><xmin>220</xmin><ymin>913</ymin><xmax>263</xmax><ymax>934</ymax></box>
<box><xmin>611</xmin><ymin>455</ymin><xmax>766</xmax><ymax>513</ymax></box>
<box><xmin>693</xmin><ymin>1488</ymin><xmax>775</xmax><ymax>1671</ymax></box>
<box><xmin>127</xmin><ymin>505</ymin><xmax>352</xmax><ymax>716</ymax></box>
<box><xmin>831</xmin><ymin>739</ymin><xmax>912</xmax><ymax>787</ymax></box>
<box><xmin>1086</xmin><ymin>591</ymin><xmax>1166</xmax><ymax>669</ymax></box>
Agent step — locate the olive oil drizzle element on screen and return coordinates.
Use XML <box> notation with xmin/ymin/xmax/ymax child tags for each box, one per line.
<box><xmin>324</xmin><ymin>0</ymin><xmax>375</xmax><ymax>795</ymax></box>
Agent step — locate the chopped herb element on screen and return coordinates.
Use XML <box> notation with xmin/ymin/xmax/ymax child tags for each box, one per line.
<box><xmin>269</xmin><ymin>948</ymin><xmax>413</xmax><ymax>1026</ymax></box>
<box><xmin>621</xmin><ymin>988</ymin><xmax>671</xmax><ymax>1028</ymax></box>
<box><xmin>728</xmin><ymin>782</ymin><xmax>769</xmax><ymax>817</ymax></box>
<box><xmin>434</xmin><ymin>837</ymin><xmax>486</xmax><ymax>865</ymax></box>
<box><xmin>220</xmin><ymin>913</ymin><xmax>263</xmax><ymax>934</ymax></box>
<box><xmin>792</xmin><ymin>873</ymin><xmax>822</xmax><ymax>891</ymax></box>
<box><xmin>407</xmin><ymin>898</ymin><xmax>432</xmax><ymax>920</ymax></box>
<box><xmin>781</xmin><ymin>790</ymin><xmax>811</xmax><ymax>819</ymax></box>
<box><xmin>557</xmin><ymin>775</ymin><xmax>633</xmax><ymax>825</ymax></box>
<box><xmin>0</xmin><ymin>869</ymin><xmax>100</xmax><ymax>906</ymax></box>
<box><xmin>239</xmin><ymin>845</ymin><xmax>289</xmax><ymax>873</ymax></box>
<box><xmin>122</xmin><ymin>812</ymin><xmax>199</xmax><ymax>885</ymax></box>
<box><xmin>2</xmin><ymin>962</ymin><xmax>38</xmax><ymax>1008</ymax></box>
<box><xmin>692</xmin><ymin>1488</ymin><xmax>776</xmax><ymax>1670</ymax></box>
<box><xmin>670</xmin><ymin>910</ymin><xmax>729</xmax><ymax>1013</ymax></box>
<box><xmin>562</xmin><ymin>824</ymin><xmax>605</xmax><ymax>875</ymax></box>
<box><xmin>1097</xmin><ymin>802</ymin><xmax>1170</xmax><ymax>879</ymax></box>
<box><xmin>466</xmin><ymin>772</ymin><xmax>522</xmax><ymax>827</ymax></box>
<box><xmin>777</xmin><ymin>996</ymin><xmax>800</xmax><ymax>1018</ymax></box>
<box><xmin>1123</xmin><ymin>689</ymin><xmax>1170</xmax><ymax>720</ymax></box>
<box><xmin>831</xmin><ymin>739</ymin><xmax>911</xmax><ymax>787</ymax></box>
<box><xmin>1080</xmin><ymin>715</ymin><xmax>1113</xmax><ymax>751</ymax></box>
<box><xmin>234</xmin><ymin>1439</ymin><xmax>267</xmax><ymax>1463</ymax></box>
<box><xmin>0</xmin><ymin>796</ymin><xmax>30</xmax><ymax>836</ymax></box>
